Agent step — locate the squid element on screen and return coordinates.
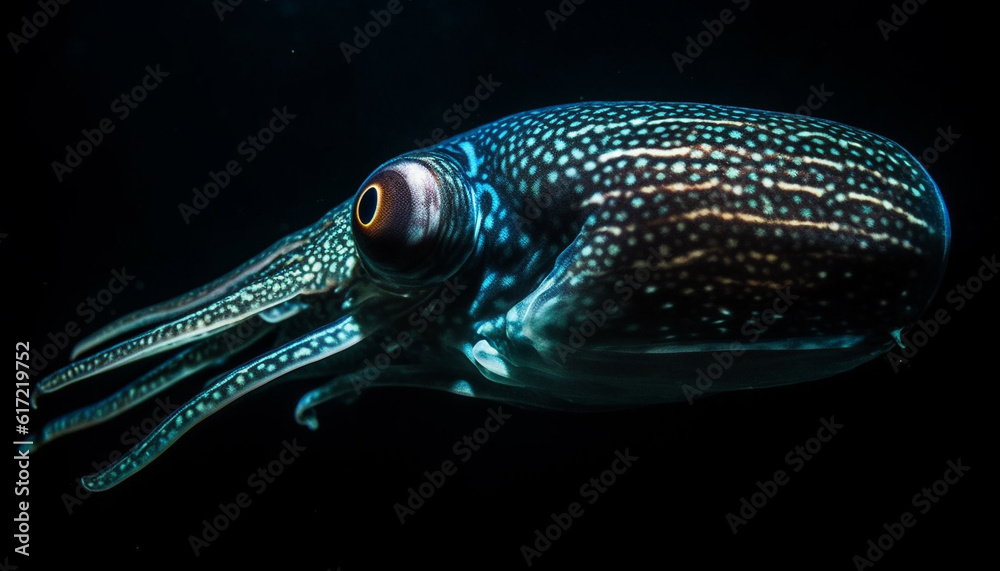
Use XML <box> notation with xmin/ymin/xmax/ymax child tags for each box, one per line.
<box><xmin>33</xmin><ymin>102</ymin><xmax>950</xmax><ymax>491</ymax></box>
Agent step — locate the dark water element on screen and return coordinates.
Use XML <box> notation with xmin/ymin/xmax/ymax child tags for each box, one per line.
<box><xmin>8</xmin><ymin>1</ymin><xmax>991</xmax><ymax>569</ymax></box>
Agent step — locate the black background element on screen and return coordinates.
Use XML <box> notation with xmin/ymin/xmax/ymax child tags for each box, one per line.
<box><xmin>6</xmin><ymin>0</ymin><xmax>992</xmax><ymax>569</ymax></box>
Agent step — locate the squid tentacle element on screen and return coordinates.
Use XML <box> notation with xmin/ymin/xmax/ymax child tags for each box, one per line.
<box><xmin>35</xmin><ymin>317</ymin><xmax>277</xmax><ymax>450</ymax></box>
<box><xmin>81</xmin><ymin>312</ymin><xmax>370</xmax><ymax>491</ymax></box>
<box><xmin>38</xmin><ymin>264</ymin><xmax>330</xmax><ymax>396</ymax></box>
<box><xmin>293</xmin><ymin>365</ymin><xmax>472</xmax><ymax>430</ymax></box>
<box><xmin>31</xmin><ymin>102</ymin><xmax>951</xmax><ymax>495</ymax></box>
<box><xmin>69</xmin><ymin>209</ymin><xmax>349</xmax><ymax>359</ymax></box>
<box><xmin>70</xmin><ymin>233</ymin><xmax>310</xmax><ymax>360</ymax></box>
<box><xmin>294</xmin><ymin>364</ymin><xmax>570</xmax><ymax>430</ymax></box>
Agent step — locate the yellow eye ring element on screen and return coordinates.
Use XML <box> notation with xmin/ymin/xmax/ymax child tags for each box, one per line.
<box><xmin>356</xmin><ymin>184</ymin><xmax>381</xmax><ymax>227</ymax></box>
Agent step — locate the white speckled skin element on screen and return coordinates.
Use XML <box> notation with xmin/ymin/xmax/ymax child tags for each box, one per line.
<box><xmin>35</xmin><ymin>102</ymin><xmax>950</xmax><ymax>489</ymax></box>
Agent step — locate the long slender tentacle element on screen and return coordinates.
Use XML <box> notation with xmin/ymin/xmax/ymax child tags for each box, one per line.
<box><xmin>294</xmin><ymin>365</ymin><xmax>468</xmax><ymax>430</ymax></box>
<box><xmin>70</xmin><ymin>233</ymin><xmax>309</xmax><ymax>360</ymax></box>
<box><xmin>80</xmin><ymin>312</ymin><xmax>370</xmax><ymax>491</ymax></box>
<box><xmin>40</xmin><ymin>204</ymin><xmax>358</xmax><ymax>400</ymax></box>
<box><xmin>38</xmin><ymin>267</ymin><xmax>315</xmax><ymax>395</ymax></box>
<box><xmin>294</xmin><ymin>364</ymin><xmax>561</xmax><ymax>430</ymax></box>
<box><xmin>35</xmin><ymin>317</ymin><xmax>276</xmax><ymax>450</ymax></box>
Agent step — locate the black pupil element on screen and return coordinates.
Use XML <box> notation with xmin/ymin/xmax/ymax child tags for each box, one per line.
<box><xmin>358</xmin><ymin>186</ymin><xmax>378</xmax><ymax>225</ymax></box>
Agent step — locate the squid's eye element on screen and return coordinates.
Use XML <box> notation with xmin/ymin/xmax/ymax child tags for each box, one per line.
<box><xmin>351</xmin><ymin>155</ymin><xmax>479</xmax><ymax>291</ymax></box>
